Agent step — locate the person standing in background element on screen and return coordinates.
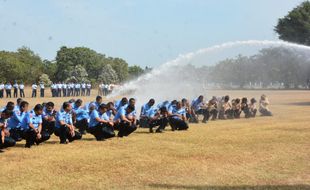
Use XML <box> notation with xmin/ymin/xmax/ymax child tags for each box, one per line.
<box><xmin>19</xmin><ymin>82</ymin><xmax>25</xmax><ymax>98</ymax></box>
<box><xmin>57</xmin><ymin>82</ymin><xmax>62</xmax><ymax>97</ymax></box>
<box><xmin>81</xmin><ymin>82</ymin><xmax>86</xmax><ymax>96</ymax></box>
<box><xmin>0</xmin><ymin>82</ymin><xmax>4</xmax><ymax>98</ymax></box>
<box><xmin>13</xmin><ymin>81</ymin><xmax>19</xmax><ymax>98</ymax></box>
<box><xmin>40</xmin><ymin>82</ymin><xmax>45</xmax><ymax>98</ymax></box>
<box><xmin>31</xmin><ymin>82</ymin><xmax>37</xmax><ymax>98</ymax></box>
<box><xmin>63</xmin><ymin>83</ymin><xmax>67</xmax><ymax>97</ymax></box>
<box><xmin>86</xmin><ymin>83</ymin><xmax>91</xmax><ymax>96</ymax></box>
<box><xmin>5</xmin><ymin>82</ymin><xmax>12</xmax><ymax>98</ymax></box>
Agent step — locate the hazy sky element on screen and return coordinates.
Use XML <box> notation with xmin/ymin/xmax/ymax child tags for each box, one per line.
<box><xmin>0</xmin><ymin>0</ymin><xmax>303</xmax><ymax>67</ymax></box>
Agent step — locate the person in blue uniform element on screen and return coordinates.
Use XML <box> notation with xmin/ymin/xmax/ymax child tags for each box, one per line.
<box><xmin>140</xmin><ymin>99</ymin><xmax>156</xmax><ymax>129</ymax></box>
<box><xmin>0</xmin><ymin>101</ymin><xmax>15</xmax><ymax>113</ymax></box>
<box><xmin>55</xmin><ymin>102</ymin><xmax>82</xmax><ymax>144</ymax></box>
<box><xmin>148</xmin><ymin>106</ymin><xmax>169</xmax><ymax>133</ymax></box>
<box><xmin>169</xmin><ymin>101</ymin><xmax>189</xmax><ymax>131</ymax></box>
<box><xmin>7</xmin><ymin>101</ymin><xmax>29</xmax><ymax>141</ymax></box>
<box><xmin>106</xmin><ymin>102</ymin><xmax>117</xmax><ymax>118</ymax></box>
<box><xmin>113</xmin><ymin>105</ymin><xmax>137</xmax><ymax>137</ymax></box>
<box><xmin>114</xmin><ymin>97</ymin><xmax>128</xmax><ymax>111</ymax></box>
<box><xmin>0</xmin><ymin>110</ymin><xmax>16</xmax><ymax>149</ymax></box>
<box><xmin>87</xmin><ymin>104</ymin><xmax>115</xmax><ymax>141</ymax></box>
<box><xmin>72</xmin><ymin>99</ymin><xmax>89</xmax><ymax>134</ymax></box>
<box><xmin>21</xmin><ymin>104</ymin><xmax>50</xmax><ymax>148</ymax></box>
<box><xmin>42</xmin><ymin>102</ymin><xmax>57</xmax><ymax>135</ymax></box>
<box><xmin>88</xmin><ymin>96</ymin><xmax>103</xmax><ymax>111</ymax></box>
<box><xmin>190</xmin><ymin>95</ymin><xmax>209</xmax><ymax>123</ymax></box>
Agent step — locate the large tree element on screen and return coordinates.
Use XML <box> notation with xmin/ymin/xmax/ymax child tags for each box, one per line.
<box><xmin>275</xmin><ymin>1</ymin><xmax>310</xmax><ymax>45</ymax></box>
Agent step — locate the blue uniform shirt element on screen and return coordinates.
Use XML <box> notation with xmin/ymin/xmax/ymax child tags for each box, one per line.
<box><xmin>146</xmin><ymin>108</ymin><xmax>158</xmax><ymax>118</ymax></box>
<box><xmin>191</xmin><ymin>98</ymin><xmax>203</xmax><ymax>111</ymax></box>
<box><xmin>106</xmin><ymin>110</ymin><xmax>113</xmax><ymax>119</ymax></box>
<box><xmin>88</xmin><ymin>110</ymin><xmax>100</xmax><ymax>128</ymax></box>
<box><xmin>73</xmin><ymin>107</ymin><xmax>89</xmax><ymax>121</ymax></box>
<box><xmin>172</xmin><ymin>107</ymin><xmax>186</xmax><ymax>120</ymax></box>
<box><xmin>141</xmin><ymin>103</ymin><xmax>154</xmax><ymax>116</ymax></box>
<box><xmin>113</xmin><ymin>107</ymin><xmax>126</xmax><ymax>121</ymax></box>
<box><xmin>55</xmin><ymin>111</ymin><xmax>73</xmax><ymax>128</ymax></box>
<box><xmin>21</xmin><ymin>112</ymin><xmax>43</xmax><ymax>130</ymax></box>
<box><xmin>7</xmin><ymin>111</ymin><xmax>27</xmax><ymax>130</ymax></box>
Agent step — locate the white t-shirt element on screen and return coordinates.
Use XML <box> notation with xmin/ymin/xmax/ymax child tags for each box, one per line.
<box><xmin>19</xmin><ymin>84</ymin><xmax>25</xmax><ymax>89</ymax></box>
<box><xmin>32</xmin><ymin>84</ymin><xmax>38</xmax><ymax>90</ymax></box>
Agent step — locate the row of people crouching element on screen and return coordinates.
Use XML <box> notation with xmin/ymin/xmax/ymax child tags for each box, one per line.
<box><xmin>188</xmin><ymin>94</ymin><xmax>272</xmax><ymax>123</ymax></box>
<box><xmin>0</xmin><ymin>95</ymin><xmax>190</xmax><ymax>149</ymax></box>
<box><xmin>0</xmin><ymin>94</ymin><xmax>272</xmax><ymax>150</ymax></box>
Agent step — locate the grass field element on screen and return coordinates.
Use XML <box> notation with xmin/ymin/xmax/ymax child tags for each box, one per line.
<box><xmin>0</xmin><ymin>89</ymin><xmax>309</xmax><ymax>190</ymax></box>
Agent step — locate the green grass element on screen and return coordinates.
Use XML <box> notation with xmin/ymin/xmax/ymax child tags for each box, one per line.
<box><xmin>0</xmin><ymin>90</ymin><xmax>309</xmax><ymax>190</ymax></box>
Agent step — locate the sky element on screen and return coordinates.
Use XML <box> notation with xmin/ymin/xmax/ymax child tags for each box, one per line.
<box><xmin>0</xmin><ymin>0</ymin><xmax>304</xmax><ymax>67</ymax></box>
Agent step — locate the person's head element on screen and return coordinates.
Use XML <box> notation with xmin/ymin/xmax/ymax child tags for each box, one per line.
<box><xmin>89</xmin><ymin>104</ymin><xmax>96</xmax><ymax>112</ymax></box>
<box><xmin>46</xmin><ymin>102</ymin><xmax>55</xmax><ymax>112</ymax></box>
<box><xmin>235</xmin><ymin>98</ymin><xmax>241</xmax><ymax>104</ymax></box>
<box><xmin>75</xmin><ymin>99</ymin><xmax>83</xmax><ymax>107</ymax></box>
<box><xmin>171</xmin><ymin>100</ymin><xmax>178</xmax><ymax>106</ymax></box>
<box><xmin>98</xmin><ymin>104</ymin><xmax>108</xmax><ymax>113</ymax></box>
<box><xmin>107</xmin><ymin>102</ymin><xmax>114</xmax><ymax>110</ymax></box>
<box><xmin>16</xmin><ymin>98</ymin><xmax>23</xmax><ymax>106</ymax></box>
<box><xmin>198</xmin><ymin>95</ymin><xmax>204</xmax><ymax>102</ymax></box>
<box><xmin>121</xmin><ymin>97</ymin><xmax>128</xmax><ymax>106</ymax></box>
<box><xmin>1</xmin><ymin>109</ymin><xmax>13</xmax><ymax>119</ymax></box>
<box><xmin>126</xmin><ymin>105</ymin><xmax>135</xmax><ymax>114</ymax></box>
<box><xmin>224</xmin><ymin>95</ymin><xmax>230</xmax><ymax>102</ymax></box>
<box><xmin>62</xmin><ymin>102</ymin><xmax>72</xmax><ymax>112</ymax></box>
<box><xmin>250</xmin><ymin>98</ymin><xmax>257</xmax><ymax>104</ymax></box>
<box><xmin>148</xmin><ymin>99</ymin><xmax>155</xmax><ymax>107</ymax></box>
<box><xmin>6</xmin><ymin>102</ymin><xmax>15</xmax><ymax>111</ymax></box>
<box><xmin>181</xmin><ymin>98</ymin><xmax>188</xmax><ymax>106</ymax></box>
<box><xmin>176</xmin><ymin>101</ymin><xmax>182</xmax><ymax>109</ymax></box>
<box><xmin>69</xmin><ymin>99</ymin><xmax>76</xmax><ymax>104</ymax></box>
<box><xmin>34</xmin><ymin>104</ymin><xmax>43</xmax><ymax>115</ymax></box>
<box><xmin>129</xmin><ymin>98</ymin><xmax>136</xmax><ymax>106</ymax></box>
<box><xmin>96</xmin><ymin>96</ymin><xmax>103</xmax><ymax>104</ymax></box>
<box><xmin>241</xmin><ymin>97</ymin><xmax>248</xmax><ymax>104</ymax></box>
<box><xmin>261</xmin><ymin>94</ymin><xmax>266</xmax><ymax>101</ymax></box>
<box><xmin>20</xmin><ymin>101</ymin><xmax>29</xmax><ymax>112</ymax></box>
<box><xmin>159</xmin><ymin>107</ymin><xmax>168</xmax><ymax>115</ymax></box>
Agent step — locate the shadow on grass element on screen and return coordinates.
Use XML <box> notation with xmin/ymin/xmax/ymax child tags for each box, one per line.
<box><xmin>148</xmin><ymin>184</ymin><xmax>310</xmax><ymax>190</ymax></box>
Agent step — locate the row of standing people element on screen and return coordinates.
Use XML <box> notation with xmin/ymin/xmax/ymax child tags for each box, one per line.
<box><xmin>98</xmin><ymin>83</ymin><xmax>115</xmax><ymax>96</ymax></box>
<box><xmin>50</xmin><ymin>82</ymin><xmax>92</xmax><ymax>97</ymax></box>
<box><xmin>0</xmin><ymin>82</ymin><xmax>26</xmax><ymax>98</ymax></box>
<box><xmin>0</xmin><ymin>82</ymin><xmax>93</xmax><ymax>98</ymax></box>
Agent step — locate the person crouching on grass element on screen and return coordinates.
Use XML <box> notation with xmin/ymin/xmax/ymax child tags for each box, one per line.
<box><xmin>113</xmin><ymin>105</ymin><xmax>137</xmax><ymax>137</ymax></box>
<box><xmin>87</xmin><ymin>104</ymin><xmax>115</xmax><ymax>141</ymax></box>
<box><xmin>72</xmin><ymin>99</ymin><xmax>89</xmax><ymax>135</ymax></box>
<box><xmin>42</xmin><ymin>102</ymin><xmax>57</xmax><ymax>135</ymax></box>
<box><xmin>169</xmin><ymin>101</ymin><xmax>189</xmax><ymax>131</ymax></box>
<box><xmin>21</xmin><ymin>104</ymin><xmax>50</xmax><ymax>148</ymax></box>
<box><xmin>55</xmin><ymin>102</ymin><xmax>82</xmax><ymax>144</ymax></box>
<box><xmin>148</xmin><ymin>107</ymin><xmax>169</xmax><ymax>133</ymax></box>
<box><xmin>259</xmin><ymin>94</ymin><xmax>272</xmax><ymax>116</ymax></box>
<box><xmin>0</xmin><ymin>110</ymin><xmax>16</xmax><ymax>149</ymax></box>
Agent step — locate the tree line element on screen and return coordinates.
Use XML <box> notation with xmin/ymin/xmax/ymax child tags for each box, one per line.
<box><xmin>199</xmin><ymin>47</ymin><xmax>310</xmax><ymax>89</ymax></box>
<box><xmin>0</xmin><ymin>46</ymin><xmax>149</xmax><ymax>85</ymax></box>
